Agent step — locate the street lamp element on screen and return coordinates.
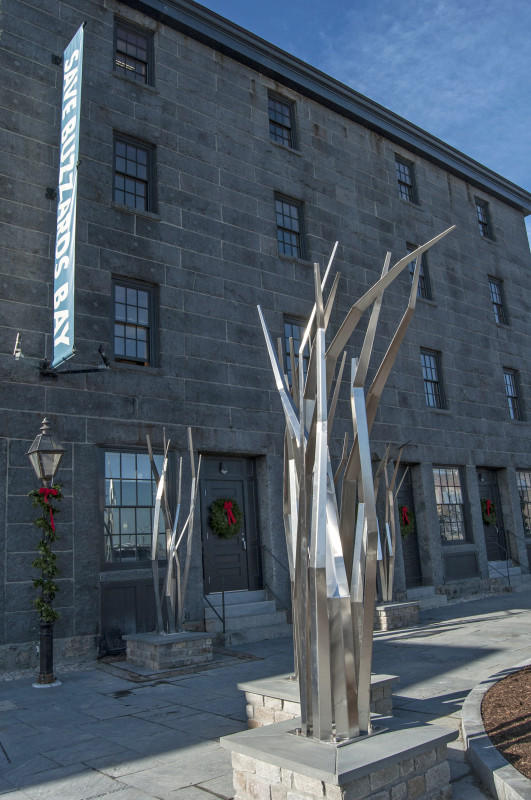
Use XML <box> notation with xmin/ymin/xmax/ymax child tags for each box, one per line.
<box><xmin>26</xmin><ymin>418</ymin><xmax>65</xmax><ymax>488</ymax></box>
<box><xmin>26</xmin><ymin>418</ymin><xmax>65</xmax><ymax>687</ymax></box>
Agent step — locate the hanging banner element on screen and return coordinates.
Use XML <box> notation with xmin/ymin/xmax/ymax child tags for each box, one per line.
<box><xmin>51</xmin><ymin>23</ymin><xmax>84</xmax><ymax>369</ymax></box>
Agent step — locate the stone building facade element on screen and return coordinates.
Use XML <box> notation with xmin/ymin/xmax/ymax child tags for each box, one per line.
<box><xmin>1</xmin><ymin>0</ymin><xmax>531</xmax><ymax>665</ymax></box>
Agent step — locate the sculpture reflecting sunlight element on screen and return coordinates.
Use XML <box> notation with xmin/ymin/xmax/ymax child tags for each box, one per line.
<box><xmin>258</xmin><ymin>226</ymin><xmax>454</xmax><ymax>742</ymax></box>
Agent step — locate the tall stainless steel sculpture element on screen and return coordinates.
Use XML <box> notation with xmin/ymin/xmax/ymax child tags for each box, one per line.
<box><xmin>147</xmin><ymin>428</ymin><xmax>201</xmax><ymax>634</ymax></box>
<box><xmin>259</xmin><ymin>227</ymin><xmax>454</xmax><ymax>742</ymax></box>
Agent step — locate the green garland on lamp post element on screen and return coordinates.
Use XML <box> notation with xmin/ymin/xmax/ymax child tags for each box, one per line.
<box><xmin>29</xmin><ymin>485</ymin><xmax>62</xmax><ymax>624</ymax></box>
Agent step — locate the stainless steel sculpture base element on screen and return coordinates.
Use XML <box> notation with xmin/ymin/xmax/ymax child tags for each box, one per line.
<box><xmin>259</xmin><ymin>227</ymin><xmax>454</xmax><ymax>742</ymax></box>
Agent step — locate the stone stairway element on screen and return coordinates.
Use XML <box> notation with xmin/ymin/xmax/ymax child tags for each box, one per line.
<box><xmin>203</xmin><ymin>589</ymin><xmax>292</xmax><ymax>646</ymax></box>
<box><xmin>488</xmin><ymin>561</ymin><xmax>531</xmax><ymax>592</ymax></box>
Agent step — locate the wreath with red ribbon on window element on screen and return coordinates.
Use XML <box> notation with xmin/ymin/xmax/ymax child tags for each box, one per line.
<box><xmin>399</xmin><ymin>505</ymin><xmax>416</xmax><ymax>538</ymax></box>
<box><xmin>481</xmin><ymin>499</ymin><xmax>497</xmax><ymax>527</ymax></box>
<box><xmin>209</xmin><ymin>497</ymin><xmax>243</xmax><ymax>538</ymax></box>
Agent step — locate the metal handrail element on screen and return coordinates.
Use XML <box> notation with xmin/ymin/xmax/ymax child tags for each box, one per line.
<box><xmin>261</xmin><ymin>544</ymin><xmax>290</xmax><ymax>576</ymax></box>
<box><xmin>202</xmin><ymin>554</ymin><xmax>226</xmax><ymax>634</ymax></box>
<box><xmin>261</xmin><ymin>545</ymin><xmax>291</xmax><ymax>619</ymax></box>
<box><xmin>487</xmin><ymin>524</ymin><xmax>531</xmax><ymax>586</ymax></box>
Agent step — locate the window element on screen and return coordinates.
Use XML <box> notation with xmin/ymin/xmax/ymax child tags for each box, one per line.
<box><xmin>488</xmin><ymin>277</ymin><xmax>507</xmax><ymax>325</ymax></box>
<box><xmin>407</xmin><ymin>243</ymin><xmax>432</xmax><ymax>300</ymax></box>
<box><xmin>284</xmin><ymin>317</ymin><xmax>310</xmax><ymax>388</ymax></box>
<box><xmin>516</xmin><ymin>471</ymin><xmax>531</xmax><ymax>537</ymax></box>
<box><xmin>113</xmin><ymin>136</ymin><xmax>154</xmax><ymax>212</ymax></box>
<box><xmin>268</xmin><ymin>94</ymin><xmax>296</xmax><ymax>148</ymax></box>
<box><xmin>420</xmin><ymin>348</ymin><xmax>444</xmax><ymax>408</ymax></box>
<box><xmin>275</xmin><ymin>195</ymin><xmax>304</xmax><ymax>259</ymax></box>
<box><xmin>113</xmin><ymin>280</ymin><xmax>155</xmax><ymax>366</ymax></box>
<box><xmin>395</xmin><ymin>156</ymin><xmax>418</xmax><ymax>203</ymax></box>
<box><xmin>504</xmin><ymin>369</ymin><xmax>523</xmax><ymax>420</ymax></box>
<box><xmin>114</xmin><ymin>21</ymin><xmax>153</xmax><ymax>84</ymax></box>
<box><xmin>433</xmin><ymin>467</ymin><xmax>468</xmax><ymax>544</ymax></box>
<box><xmin>475</xmin><ymin>198</ymin><xmax>494</xmax><ymax>239</ymax></box>
<box><xmin>104</xmin><ymin>451</ymin><xmax>165</xmax><ymax>564</ymax></box>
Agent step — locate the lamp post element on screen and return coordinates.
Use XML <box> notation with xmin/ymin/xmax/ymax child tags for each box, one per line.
<box><xmin>26</xmin><ymin>418</ymin><xmax>65</xmax><ymax>686</ymax></box>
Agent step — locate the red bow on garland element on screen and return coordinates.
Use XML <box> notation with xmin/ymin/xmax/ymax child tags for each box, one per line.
<box><xmin>224</xmin><ymin>500</ymin><xmax>236</xmax><ymax>525</ymax></box>
<box><xmin>38</xmin><ymin>487</ymin><xmax>59</xmax><ymax>531</ymax></box>
<box><xmin>401</xmin><ymin>506</ymin><xmax>410</xmax><ymax>525</ymax></box>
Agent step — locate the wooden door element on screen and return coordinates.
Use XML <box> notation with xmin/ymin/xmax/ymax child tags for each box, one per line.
<box><xmin>397</xmin><ymin>466</ymin><xmax>423</xmax><ymax>588</ymax></box>
<box><xmin>477</xmin><ymin>469</ymin><xmax>507</xmax><ymax>561</ymax></box>
<box><xmin>200</xmin><ymin>457</ymin><xmax>262</xmax><ymax>594</ymax></box>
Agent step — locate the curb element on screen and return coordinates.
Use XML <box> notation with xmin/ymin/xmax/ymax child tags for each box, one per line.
<box><xmin>461</xmin><ymin>657</ymin><xmax>531</xmax><ymax>800</ymax></box>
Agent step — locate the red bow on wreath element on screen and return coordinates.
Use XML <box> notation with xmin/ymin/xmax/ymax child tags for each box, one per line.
<box><xmin>39</xmin><ymin>487</ymin><xmax>58</xmax><ymax>531</ymax></box>
<box><xmin>486</xmin><ymin>499</ymin><xmax>493</xmax><ymax>517</ymax></box>
<box><xmin>224</xmin><ymin>500</ymin><xmax>236</xmax><ymax>525</ymax></box>
<box><xmin>401</xmin><ymin>506</ymin><xmax>410</xmax><ymax>525</ymax></box>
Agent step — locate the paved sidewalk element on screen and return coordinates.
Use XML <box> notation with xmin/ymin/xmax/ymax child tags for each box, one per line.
<box><xmin>2</xmin><ymin>591</ymin><xmax>531</xmax><ymax>799</ymax></box>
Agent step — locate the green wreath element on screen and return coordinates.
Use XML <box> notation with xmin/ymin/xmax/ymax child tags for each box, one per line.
<box><xmin>209</xmin><ymin>497</ymin><xmax>243</xmax><ymax>539</ymax></box>
<box><xmin>481</xmin><ymin>499</ymin><xmax>497</xmax><ymax>527</ymax></box>
<box><xmin>399</xmin><ymin>506</ymin><xmax>415</xmax><ymax>539</ymax></box>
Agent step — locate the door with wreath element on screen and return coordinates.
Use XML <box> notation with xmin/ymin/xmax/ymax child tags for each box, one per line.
<box><xmin>477</xmin><ymin>468</ymin><xmax>508</xmax><ymax>561</ymax></box>
<box><xmin>200</xmin><ymin>456</ymin><xmax>261</xmax><ymax>594</ymax></box>
<box><xmin>396</xmin><ymin>465</ymin><xmax>422</xmax><ymax>588</ymax></box>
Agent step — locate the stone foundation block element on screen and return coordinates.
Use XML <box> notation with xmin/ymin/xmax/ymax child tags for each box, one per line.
<box><xmin>239</xmin><ymin>673</ymin><xmax>399</xmax><ymax>728</ymax></box>
<box><xmin>221</xmin><ymin>716</ymin><xmax>457</xmax><ymax>800</ymax></box>
<box><xmin>123</xmin><ymin>631</ymin><xmax>212</xmax><ymax>670</ymax></box>
<box><xmin>374</xmin><ymin>602</ymin><xmax>419</xmax><ymax>632</ymax></box>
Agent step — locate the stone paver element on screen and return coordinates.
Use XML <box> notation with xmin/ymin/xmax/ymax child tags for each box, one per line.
<box><xmin>3</xmin><ymin>592</ymin><xmax>531</xmax><ymax>798</ymax></box>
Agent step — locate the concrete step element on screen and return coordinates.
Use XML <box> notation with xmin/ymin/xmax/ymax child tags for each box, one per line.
<box><xmin>215</xmin><ymin>622</ymin><xmax>293</xmax><ymax>646</ymax></box>
<box><xmin>488</xmin><ymin>561</ymin><xmax>521</xmax><ymax>579</ymax></box>
<box><xmin>204</xmin><ymin>599</ymin><xmax>276</xmax><ymax>620</ymax></box>
<box><xmin>406</xmin><ymin>586</ymin><xmax>448</xmax><ymax>609</ymax></box>
<box><xmin>203</xmin><ymin>589</ymin><xmax>266</xmax><ymax>607</ymax></box>
<box><xmin>506</xmin><ymin>572</ymin><xmax>531</xmax><ymax>592</ymax></box>
<box><xmin>205</xmin><ymin>610</ymin><xmax>288</xmax><ymax>633</ymax></box>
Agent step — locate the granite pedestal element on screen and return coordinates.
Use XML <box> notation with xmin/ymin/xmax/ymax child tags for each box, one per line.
<box><xmin>221</xmin><ymin>716</ymin><xmax>457</xmax><ymax>800</ymax></box>
<box><xmin>374</xmin><ymin>601</ymin><xmax>419</xmax><ymax>631</ymax></box>
<box><xmin>123</xmin><ymin>631</ymin><xmax>213</xmax><ymax>671</ymax></box>
<box><xmin>238</xmin><ymin>672</ymin><xmax>399</xmax><ymax>728</ymax></box>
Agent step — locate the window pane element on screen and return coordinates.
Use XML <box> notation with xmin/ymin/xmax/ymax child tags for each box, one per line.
<box><xmin>121</xmin><ymin>453</ymin><xmax>136</xmax><ymax>479</ymax></box>
<box><xmin>434</xmin><ymin>467</ymin><xmax>467</xmax><ymax>543</ymax></box>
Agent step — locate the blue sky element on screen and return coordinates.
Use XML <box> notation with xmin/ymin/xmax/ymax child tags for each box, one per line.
<box><xmin>199</xmin><ymin>0</ymin><xmax>531</xmax><ymax>244</ymax></box>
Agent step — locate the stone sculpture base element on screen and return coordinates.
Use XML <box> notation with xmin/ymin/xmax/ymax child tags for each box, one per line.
<box><xmin>221</xmin><ymin>716</ymin><xmax>456</xmax><ymax>800</ymax></box>
<box><xmin>238</xmin><ymin>672</ymin><xmax>399</xmax><ymax>727</ymax></box>
<box><xmin>374</xmin><ymin>601</ymin><xmax>419</xmax><ymax>631</ymax></box>
<box><xmin>123</xmin><ymin>631</ymin><xmax>212</xmax><ymax>671</ymax></box>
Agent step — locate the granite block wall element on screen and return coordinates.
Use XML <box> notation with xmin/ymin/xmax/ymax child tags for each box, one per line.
<box><xmin>1</xmin><ymin>0</ymin><xmax>531</xmax><ymax>656</ymax></box>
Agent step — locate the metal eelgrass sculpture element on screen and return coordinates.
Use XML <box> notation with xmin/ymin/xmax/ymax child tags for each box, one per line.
<box><xmin>147</xmin><ymin>428</ymin><xmax>201</xmax><ymax>634</ymax></box>
<box><xmin>258</xmin><ymin>226</ymin><xmax>454</xmax><ymax>742</ymax></box>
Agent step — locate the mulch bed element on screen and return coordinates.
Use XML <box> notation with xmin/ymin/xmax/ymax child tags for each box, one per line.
<box><xmin>481</xmin><ymin>664</ymin><xmax>531</xmax><ymax>780</ymax></box>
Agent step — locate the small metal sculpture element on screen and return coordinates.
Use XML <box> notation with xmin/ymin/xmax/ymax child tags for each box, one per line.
<box><xmin>147</xmin><ymin>428</ymin><xmax>201</xmax><ymax>633</ymax></box>
<box><xmin>374</xmin><ymin>444</ymin><xmax>410</xmax><ymax>603</ymax></box>
<box><xmin>259</xmin><ymin>226</ymin><xmax>454</xmax><ymax>742</ymax></box>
